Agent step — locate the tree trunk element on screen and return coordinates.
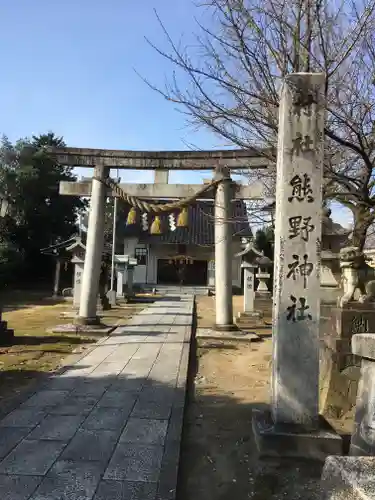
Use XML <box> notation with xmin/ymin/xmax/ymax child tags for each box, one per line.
<box><xmin>351</xmin><ymin>208</ymin><xmax>373</xmax><ymax>251</ymax></box>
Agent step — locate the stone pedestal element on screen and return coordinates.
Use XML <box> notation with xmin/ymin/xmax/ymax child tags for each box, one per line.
<box><xmin>320</xmin><ymin>304</ymin><xmax>375</xmax><ymax>419</ymax></box>
<box><xmin>116</xmin><ymin>269</ymin><xmax>125</xmax><ymax>297</ymax></box>
<box><xmin>107</xmin><ymin>290</ymin><xmax>117</xmax><ymax>306</ymax></box>
<box><xmin>253</xmin><ymin>410</ymin><xmax>342</xmax><ymax>461</ymax></box>
<box><xmin>349</xmin><ymin>333</ymin><xmax>375</xmax><ymax>456</ymax></box>
<box><xmin>242</xmin><ymin>262</ymin><xmax>256</xmax><ymax>313</ymax></box>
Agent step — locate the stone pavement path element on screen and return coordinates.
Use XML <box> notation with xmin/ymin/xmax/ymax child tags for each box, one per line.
<box><xmin>0</xmin><ymin>295</ymin><xmax>193</xmax><ymax>500</ymax></box>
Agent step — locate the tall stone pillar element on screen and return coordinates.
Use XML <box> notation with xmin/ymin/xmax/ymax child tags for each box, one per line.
<box><xmin>252</xmin><ymin>73</ymin><xmax>342</xmax><ymax>459</ymax></box>
<box><xmin>214</xmin><ymin>166</ymin><xmax>236</xmax><ymax>331</ymax></box>
<box><xmin>77</xmin><ymin>165</ymin><xmax>109</xmax><ymax>324</ymax></box>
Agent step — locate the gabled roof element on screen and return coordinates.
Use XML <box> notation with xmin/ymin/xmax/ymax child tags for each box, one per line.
<box><xmin>122</xmin><ymin>200</ymin><xmax>252</xmax><ymax>245</ymax></box>
<box><xmin>41</xmin><ymin>235</ymin><xmax>112</xmax><ymax>256</ymax></box>
<box><xmin>40</xmin><ymin>236</ymin><xmax>80</xmax><ymax>255</ymax></box>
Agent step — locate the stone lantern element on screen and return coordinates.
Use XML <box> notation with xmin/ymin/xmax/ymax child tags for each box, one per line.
<box><xmin>255</xmin><ymin>255</ymin><xmax>272</xmax><ymax>297</ymax></box>
<box><xmin>115</xmin><ymin>255</ymin><xmax>138</xmax><ymax>298</ymax></box>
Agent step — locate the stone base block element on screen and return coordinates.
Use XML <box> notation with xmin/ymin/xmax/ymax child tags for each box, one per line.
<box><xmin>237</xmin><ymin>311</ymin><xmax>263</xmax><ymax>319</ymax></box>
<box><xmin>75</xmin><ymin>315</ymin><xmax>101</xmax><ymax>326</ymax></box>
<box><xmin>46</xmin><ymin>322</ymin><xmax>114</xmax><ymax>335</ymax></box>
<box><xmin>196</xmin><ymin>328</ymin><xmax>261</xmax><ymax>343</ymax></box>
<box><xmin>214</xmin><ymin>322</ymin><xmax>239</xmax><ymax>332</ymax></box>
<box><xmin>321</xmin><ymin>456</ymin><xmax>375</xmax><ymax>499</ymax></box>
<box><xmin>252</xmin><ymin>409</ymin><xmax>343</xmax><ymax>461</ymax></box>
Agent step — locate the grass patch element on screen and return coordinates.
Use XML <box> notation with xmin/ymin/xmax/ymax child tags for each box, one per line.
<box><xmin>0</xmin><ymin>301</ymin><xmax>142</xmax><ymax>403</ymax></box>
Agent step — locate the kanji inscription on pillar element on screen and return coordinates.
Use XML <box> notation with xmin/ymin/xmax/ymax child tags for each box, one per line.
<box><xmin>272</xmin><ymin>73</ymin><xmax>325</xmax><ymax>428</ymax></box>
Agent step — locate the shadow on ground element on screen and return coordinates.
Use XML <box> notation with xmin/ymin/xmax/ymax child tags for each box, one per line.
<box><xmin>11</xmin><ymin>336</ymin><xmax>93</xmax><ymax>347</ymax></box>
<box><xmin>0</xmin><ymin>364</ymin><xmax>333</xmax><ymax>500</ymax></box>
<box><xmin>0</xmin><ymin>293</ymin><xmax>349</xmax><ymax>500</ymax></box>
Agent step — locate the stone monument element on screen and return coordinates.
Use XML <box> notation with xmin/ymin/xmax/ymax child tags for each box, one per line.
<box><xmin>252</xmin><ymin>72</ymin><xmax>342</xmax><ymax>459</ymax></box>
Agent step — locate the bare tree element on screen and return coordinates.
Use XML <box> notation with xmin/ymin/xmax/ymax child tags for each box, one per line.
<box><xmin>143</xmin><ymin>0</ymin><xmax>375</xmax><ymax>250</ymax></box>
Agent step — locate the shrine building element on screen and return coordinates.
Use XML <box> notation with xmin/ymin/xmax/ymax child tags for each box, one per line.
<box><xmin>120</xmin><ymin>199</ymin><xmax>251</xmax><ymax>289</ymax></box>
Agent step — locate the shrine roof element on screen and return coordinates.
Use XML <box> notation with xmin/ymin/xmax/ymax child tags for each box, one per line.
<box><xmin>40</xmin><ymin>236</ymin><xmax>81</xmax><ymax>255</ymax></box>
<box><xmin>122</xmin><ymin>200</ymin><xmax>252</xmax><ymax>245</ymax></box>
<box><xmin>40</xmin><ymin>235</ymin><xmax>112</xmax><ymax>256</ymax></box>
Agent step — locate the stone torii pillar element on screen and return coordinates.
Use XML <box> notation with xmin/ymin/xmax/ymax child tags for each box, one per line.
<box><xmin>76</xmin><ymin>165</ymin><xmax>109</xmax><ymax>324</ymax></box>
<box><xmin>214</xmin><ymin>166</ymin><xmax>236</xmax><ymax>330</ymax></box>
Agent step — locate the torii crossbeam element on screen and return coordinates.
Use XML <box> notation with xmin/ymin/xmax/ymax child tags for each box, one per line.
<box><xmin>48</xmin><ymin>146</ymin><xmax>273</xmax><ymax>169</ymax></box>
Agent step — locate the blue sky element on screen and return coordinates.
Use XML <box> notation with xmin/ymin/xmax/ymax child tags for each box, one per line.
<box><xmin>0</xmin><ymin>0</ymin><xmax>352</xmax><ymax>227</ymax></box>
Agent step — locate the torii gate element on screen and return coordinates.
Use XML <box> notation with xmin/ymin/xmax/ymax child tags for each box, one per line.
<box><xmin>53</xmin><ymin>147</ymin><xmax>272</xmax><ymax>330</ymax></box>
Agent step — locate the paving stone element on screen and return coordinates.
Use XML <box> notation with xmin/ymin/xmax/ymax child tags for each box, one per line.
<box><xmin>96</xmin><ymin>390</ymin><xmax>137</xmax><ymax>409</ymax></box>
<box><xmin>94</xmin><ymin>479</ymin><xmax>157</xmax><ymax>500</ymax></box>
<box><xmin>139</xmin><ymin>386</ymin><xmax>176</xmax><ymax>403</ymax></box>
<box><xmin>22</xmin><ymin>390</ymin><xmax>70</xmax><ymax>407</ymax></box>
<box><xmin>50</xmin><ymin>396</ymin><xmax>100</xmax><ymax>416</ymax></box>
<box><xmin>156</xmin><ymin>440</ymin><xmax>181</xmax><ymax>500</ymax></box>
<box><xmin>81</xmin><ymin>407</ymin><xmax>131</xmax><ymax>431</ymax></box>
<box><xmin>90</xmin><ymin>362</ymin><xmax>124</xmax><ymax>377</ymax></box>
<box><xmin>28</xmin><ymin>415</ymin><xmax>85</xmax><ymax>441</ymax></box>
<box><xmin>131</xmin><ymin>398</ymin><xmax>172</xmax><ymax>420</ymax></box>
<box><xmin>0</xmin><ymin>474</ymin><xmax>42</xmax><ymax>500</ymax></box>
<box><xmin>44</xmin><ymin>377</ymin><xmax>82</xmax><ymax>391</ymax></box>
<box><xmin>0</xmin><ymin>409</ymin><xmax>47</xmax><ymax>428</ymax></box>
<box><xmin>109</xmin><ymin>377</ymin><xmax>145</xmax><ymax>392</ymax></box>
<box><xmin>71</xmin><ymin>382</ymin><xmax>109</xmax><ymax>398</ymax></box>
<box><xmin>0</xmin><ymin>427</ymin><xmax>32</xmax><ymax>459</ymax></box>
<box><xmin>60</xmin><ymin>429</ymin><xmax>119</xmax><ymax>463</ymax></box>
<box><xmin>105</xmin><ymin>347</ymin><xmax>139</xmax><ymax>364</ymax></box>
<box><xmin>0</xmin><ymin>439</ymin><xmax>67</xmax><ymax>475</ymax></box>
<box><xmin>0</xmin><ymin>299</ymin><xmax>192</xmax><ymax>499</ymax></box>
<box><xmin>30</xmin><ymin>460</ymin><xmax>104</xmax><ymax>500</ymax></box>
<box><xmin>120</xmin><ymin>419</ymin><xmax>168</xmax><ymax>446</ymax></box>
<box><xmin>104</xmin><ymin>443</ymin><xmax>163</xmax><ymax>482</ymax></box>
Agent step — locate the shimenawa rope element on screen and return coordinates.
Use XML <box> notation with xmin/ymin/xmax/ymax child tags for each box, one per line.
<box><xmin>92</xmin><ymin>175</ymin><xmax>228</xmax><ymax>213</ymax></box>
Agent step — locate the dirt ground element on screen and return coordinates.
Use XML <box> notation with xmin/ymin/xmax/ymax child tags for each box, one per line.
<box><xmin>177</xmin><ymin>296</ymin><xmax>345</xmax><ymax>500</ymax></box>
